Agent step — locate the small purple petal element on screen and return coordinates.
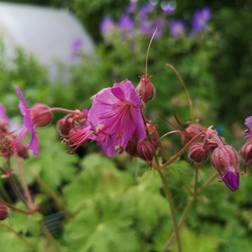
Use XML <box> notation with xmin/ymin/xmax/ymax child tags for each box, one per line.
<box><xmin>222</xmin><ymin>171</ymin><xmax>239</xmax><ymax>192</ymax></box>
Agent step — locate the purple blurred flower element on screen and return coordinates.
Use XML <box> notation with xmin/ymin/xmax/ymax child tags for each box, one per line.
<box><xmin>88</xmin><ymin>80</ymin><xmax>146</xmax><ymax>157</ymax></box>
<box><xmin>192</xmin><ymin>7</ymin><xmax>211</xmax><ymax>33</ymax></box>
<box><xmin>140</xmin><ymin>18</ymin><xmax>165</xmax><ymax>39</ymax></box>
<box><xmin>244</xmin><ymin>116</ymin><xmax>252</xmax><ymax>139</ymax></box>
<box><xmin>118</xmin><ymin>15</ymin><xmax>135</xmax><ymax>38</ymax></box>
<box><xmin>169</xmin><ymin>20</ymin><xmax>185</xmax><ymax>39</ymax></box>
<box><xmin>139</xmin><ymin>3</ymin><xmax>155</xmax><ymax>20</ymax></box>
<box><xmin>16</xmin><ymin>87</ymin><xmax>39</xmax><ymax>157</ymax></box>
<box><xmin>118</xmin><ymin>15</ymin><xmax>134</xmax><ymax>31</ymax></box>
<box><xmin>127</xmin><ymin>1</ymin><xmax>137</xmax><ymax>13</ymax></box>
<box><xmin>0</xmin><ymin>105</ymin><xmax>10</xmax><ymax>130</ymax></box>
<box><xmin>161</xmin><ymin>2</ymin><xmax>176</xmax><ymax>15</ymax></box>
<box><xmin>100</xmin><ymin>17</ymin><xmax>117</xmax><ymax>38</ymax></box>
<box><xmin>71</xmin><ymin>38</ymin><xmax>83</xmax><ymax>55</ymax></box>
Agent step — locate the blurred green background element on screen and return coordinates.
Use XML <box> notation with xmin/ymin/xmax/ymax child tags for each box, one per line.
<box><xmin>0</xmin><ymin>0</ymin><xmax>252</xmax><ymax>251</ymax></box>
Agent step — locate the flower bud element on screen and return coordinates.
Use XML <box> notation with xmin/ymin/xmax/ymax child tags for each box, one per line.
<box><xmin>211</xmin><ymin>145</ymin><xmax>239</xmax><ymax>191</ymax></box>
<box><xmin>15</xmin><ymin>142</ymin><xmax>29</xmax><ymax>160</ymax></box>
<box><xmin>57</xmin><ymin>117</ymin><xmax>73</xmax><ymax>136</ymax></box>
<box><xmin>182</xmin><ymin>123</ymin><xmax>204</xmax><ymax>144</ymax></box>
<box><xmin>188</xmin><ymin>143</ymin><xmax>207</xmax><ymax>163</ymax></box>
<box><xmin>137</xmin><ymin>139</ymin><xmax>156</xmax><ymax>161</ymax></box>
<box><xmin>240</xmin><ymin>140</ymin><xmax>252</xmax><ymax>166</ymax></box>
<box><xmin>203</xmin><ymin>128</ymin><xmax>219</xmax><ymax>152</ymax></box>
<box><xmin>31</xmin><ymin>104</ymin><xmax>53</xmax><ymax>127</ymax></box>
<box><xmin>126</xmin><ymin>138</ymin><xmax>137</xmax><ymax>156</ymax></box>
<box><xmin>136</xmin><ymin>75</ymin><xmax>155</xmax><ymax>103</ymax></box>
<box><xmin>0</xmin><ymin>203</ymin><xmax>8</xmax><ymax>221</ymax></box>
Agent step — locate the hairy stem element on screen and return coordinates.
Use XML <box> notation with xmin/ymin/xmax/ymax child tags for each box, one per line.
<box><xmin>166</xmin><ymin>64</ymin><xmax>195</xmax><ymax>122</ymax></box>
<box><xmin>159</xmin><ymin>132</ymin><xmax>203</xmax><ymax>169</ymax></box>
<box><xmin>50</xmin><ymin>107</ymin><xmax>76</xmax><ymax>114</ymax></box>
<box><xmin>16</xmin><ymin>158</ymin><xmax>36</xmax><ymax>211</ymax></box>
<box><xmin>158</xmin><ymin>170</ymin><xmax>182</xmax><ymax>252</ymax></box>
<box><xmin>145</xmin><ymin>27</ymin><xmax>158</xmax><ymax>76</ymax></box>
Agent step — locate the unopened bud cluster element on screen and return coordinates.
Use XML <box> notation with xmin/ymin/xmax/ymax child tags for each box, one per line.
<box><xmin>184</xmin><ymin>124</ymin><xmax>240</xmax><ymax>191</ymax></box>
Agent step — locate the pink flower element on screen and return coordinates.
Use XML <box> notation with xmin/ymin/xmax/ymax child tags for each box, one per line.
<box><xmin>88</xmin><ymin>80</ymin><xmax>146</xmax><ymax>157</ymax></box>
<box><xmin>16</xmin><ymin>87</ymin><xmax>39</xmax><ymax>157</ymax></box>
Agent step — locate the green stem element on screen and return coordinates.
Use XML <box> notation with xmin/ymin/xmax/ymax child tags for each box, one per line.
<box><xmin>0</xmin><ymin>222</ymin><xmax>34</xmax><ymax>249</ymax></box>
<box><xmin>159</xmin><ymin>132</ymin><xmax>203</xmax><ymax>169</ymax></box>
<box><xmin>162</xmin><ymin>198</ymin><xmax>194</xmax><ymax>251</ymax></box>
<box><xmin>162</xmin><ymin>172</ymin><xmax>218</xmax><ymax>251</ymax></box>
<box><xmin>194</xmin><ymin>163</ymin><xmax>199</xmax><ymax>197</ymax></box>
<box><xmin>16</xmin><ymin>158</ymin><xmax>35</xmax><ymax>211</ymax></box>
<box><xmin>158</xmin><ymin>170</ymin><xmax>182</xmax><ymax>252</ymax></box>
<box><xmin>35</xmin><ymin>176</ymin><xmax>71</xmax><ymax>218</ymax></box>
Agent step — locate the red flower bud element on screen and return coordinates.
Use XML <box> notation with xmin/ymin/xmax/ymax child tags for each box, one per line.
<box><xmin>31</xmin><ymin>104</ymin><xmax>53</xmax><ymax>127</ymax></box>
<box><xmin>136</xmin><ymin>75</ymin><xmax>155</xmax><ymax>103</ymax></box>
<box><xmin>0</xmin><ymin>203</ymin><xmax>8</xmax><ymax>221</ymax></box>
<box><xmin>57</xmin><ymin>117</ymin><xmax>73</xmax><ymax>136</ymax></box>
<box><xmin>126</xmin><ymin>138</ymin><xmax>138</xmax><ymax>156</ymax></box>
<box><xmin>203</xmin><ymin>128</ymin><xmax>220</xmax><ymax>152</ymax></box>
<box><xmin>240</xmin><ymin>140</ymin><xmax>252</xmax><ymax>166</ymax></box>
<box><xmin>188</xmin><ymin>143</ymin><xmax>207</xmax><ymax>163</ymax></box>
<box><xmin>137</xmin><ymin>139</ymin><xmax>156</xmax><ymax>161</ymax></box>
<box><xmin>182</xmin><ymin>123</ymin><xmax>204</xmax><ymax>144</ymax></box>
<box><xmin>211</xmin><ymin>145</ymin><xmax>240</xmax><ymax>191</ymax></box>
<box><xmin>15</xmin><ymin>142</ymin><xmax>29</xmax><ymax>160</ymax></box>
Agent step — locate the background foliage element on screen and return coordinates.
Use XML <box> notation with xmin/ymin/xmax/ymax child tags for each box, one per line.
<box><xmin>0</xmin><ymin>0</ymin><xmax>252</xmax><ymax>251</ymax></box>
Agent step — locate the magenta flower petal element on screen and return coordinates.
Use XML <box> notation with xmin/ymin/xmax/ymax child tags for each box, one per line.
<box><xmin>88</xmin><ymin>80</ymin><xmax>146</xmax><ymax>157</ymax></box>
<box><xmin>0</xmin><ymin>104</ymin><xmax>10</xmax><ymax>129</ymax></box>
<box><xmin>16</xmin><ymin>87</ymin><xmax>39</xmax><ymax>156</ymax></box>
<box><xmin>222</xmin><ymin>171</ymin><xmax>239</xmax><ymax>192</ymax></box>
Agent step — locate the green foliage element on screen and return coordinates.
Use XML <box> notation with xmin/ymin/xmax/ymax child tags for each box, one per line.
<box><xmin>0</xmin><ymin>1</ymin><xmax>252</xmax><ymax>251</ymax></box>
<box><xmin>25</xmin><ymin>127</ymin><xmax>77</xmax><ymax>189</ymax></box>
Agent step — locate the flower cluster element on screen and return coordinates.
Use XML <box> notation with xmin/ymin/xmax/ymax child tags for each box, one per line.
<box><xmin>0</xmin><ymin>88</ymin><xmax>53</xmax><ymax>219</ymax></box>
<box><xmin>184</xmin><ymin>124</ymin><xmax>240</xmax><ymax>191</ymax></box>
<box><xmin>58</xmin><ymin>80</ymin><xmax>157</xmax><ymax>159</ymax></box>
<box><xmin>100</xmin><ymin>1</ymin><xmax>211</xmax><ymax>40</ymax></box>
